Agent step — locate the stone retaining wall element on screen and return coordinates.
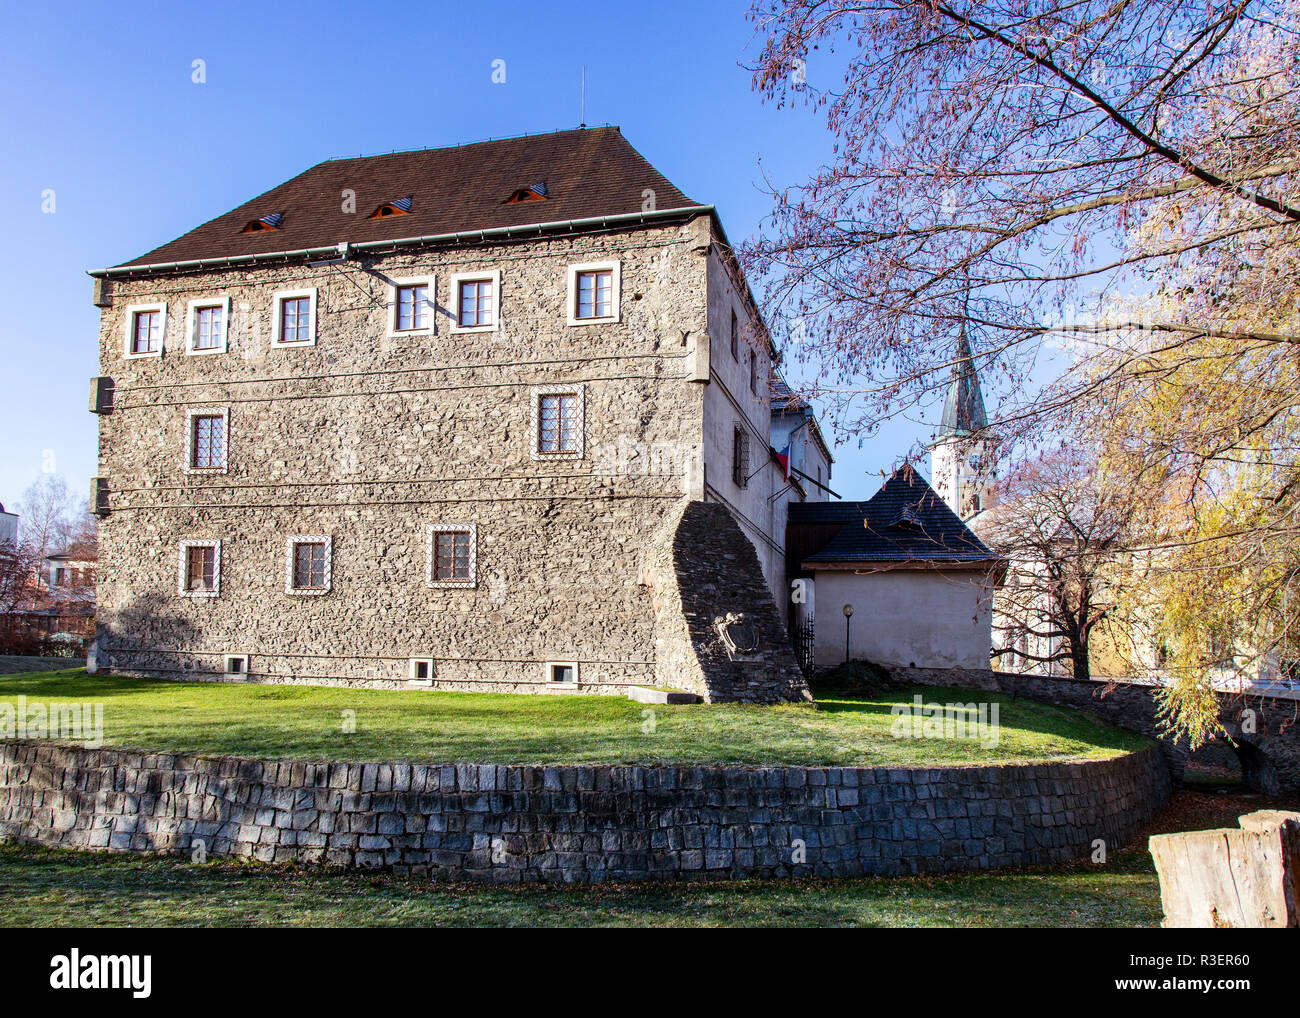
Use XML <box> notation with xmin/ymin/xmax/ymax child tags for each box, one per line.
<box><xmin>0</xmin><ymin>741</ymin><xmax>1170</xmax><ymax>882</ymax></box>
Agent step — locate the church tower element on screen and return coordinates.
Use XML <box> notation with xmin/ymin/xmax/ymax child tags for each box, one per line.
<box><xmin>929</xmin><ymin>320</ymin><xmax>997</xmax><ymax>520</ymax></box>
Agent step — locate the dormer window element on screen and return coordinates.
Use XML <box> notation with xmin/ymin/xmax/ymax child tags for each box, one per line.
<box><xmin>893</xmin><ymin>504</ymin><xmax>923</xmax><ymax>529</ymax></box>
<box><xmin>504</xmin><ymin>182</ymin><xmax>548</xmax><ymax>204</ymax></box>
<box><xmin>369</xmin><ymin>196</ymin><xmax>412</xmax><ymax>219</ymax></box>
<box><xmin>240</xmin><ymin>211</ymin><xmax>284</xmax><ymax>234</ymax></box>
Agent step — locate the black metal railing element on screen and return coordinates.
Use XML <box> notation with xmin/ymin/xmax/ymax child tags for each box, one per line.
<box><xmin>791</xmin><ymin>615</ymin><xmax>815</xmax><ymax>676</ymax></box>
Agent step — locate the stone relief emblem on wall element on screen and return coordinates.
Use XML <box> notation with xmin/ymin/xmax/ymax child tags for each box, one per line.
<box><xmin>714</xmin><ymin>611</ymin><xmax>760</xmax><ymax>659</ymax></box>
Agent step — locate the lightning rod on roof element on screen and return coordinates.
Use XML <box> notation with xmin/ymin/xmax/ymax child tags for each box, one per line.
<box><xmin>580</xmin><ymin>66</ymin><xmax>586</xmax><ymax>129</ymax></box>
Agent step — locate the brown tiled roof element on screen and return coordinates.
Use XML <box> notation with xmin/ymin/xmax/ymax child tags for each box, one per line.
<box><xmin>113</xmin><ymin>127</ymin><xmax>703</xmax><ymax>270</ymax></box>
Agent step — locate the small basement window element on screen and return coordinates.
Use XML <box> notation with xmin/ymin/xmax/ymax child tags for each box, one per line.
<box><xmin>547</xmin><ymin>661</ymin><xmax>578</xmax><ymax>685</ymax></box>
<box><xmin>409</xmin><ymin>658</ymin><xmax>434</xmax><ymax>684</ymax></box>
<box><xmin>225</xmin><ymin>654</ymin><xmax>248</xmax><ymax>676</ymax></box>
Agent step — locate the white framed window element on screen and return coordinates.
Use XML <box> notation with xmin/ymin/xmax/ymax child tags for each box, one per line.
<box><xmin>425</xmin><ymin>523</ymin><xmax>477</xmax><ymax>589</ymax></box>
<box><xmin>224</xmin><ymin>654</ymin><xmax>249</xmax><ymax>676</ymax></box>
<box><xmin>185</xmin><ymin>297</ymin><xmax>231</xmax><ymax>355</ymax></box>
<box><xmin>408</xmin><ymin>658</ymin><xmax>434</xmax><ymax>685</ymax></box>
<box><xmin>271</xmin><ymin>288</ymin><xmax>317</xmax><ymax>346</ymax></box>
<box><xmin>566</xmin><ymin>261</ymin><xmax>620</xmax><ymax>325</ymax></box>
<box><xmin>184</xmin><ymin>407</ymin><xmax>229</xmax><ymax>473</ymax></box>
<box><xmin>388</xmin><ymin>275</ymin><xmax>436</xmax><ymax>336</ymax></box>
<box><xmin>449</xmin><ymin>270</ymin><xmax>500</xmax><ymax>333</ymax></box>
<box><xmin>177</xmin><ymin>539</ymin><xmax>221</xmax><ymax>598</ymax></box>
<box><xmin>285</xmin><ymin>535</ymin><xmax>332</xmax><ymax>595</ymax></box>
<box><xmin>530</xmin><ymin>385</ymin><xmax>585</xmax><ymax>461</ymax></box>
<box><xmin>545</xmin><ymin>661</ymin><xmax>579</xmax><ymax>686</ymax></box>
<box><xmin>123</xmin><ymin>302</ymin><xmax>167</xmax><ymax>359</ymax></box>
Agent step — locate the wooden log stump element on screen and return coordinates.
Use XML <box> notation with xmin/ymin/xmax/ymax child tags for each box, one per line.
<box><xmin>1149</xmin><ymin>810</ymin><xmax>1300</xmax><ymax>927</ymax></box>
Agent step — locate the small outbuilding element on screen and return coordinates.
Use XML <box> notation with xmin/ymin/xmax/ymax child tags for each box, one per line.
<box><xmin>787</xmin><ymin>464</ymin><xmax>1004</xmax><ymax>673</ymax></box>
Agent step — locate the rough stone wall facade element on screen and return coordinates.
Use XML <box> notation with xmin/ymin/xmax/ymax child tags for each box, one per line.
<box><xmin>93</xmin><ymin>216</ymin><xmax>801</xmax><ymax>699</ymax></box>
<box><xmin>644</xmin><ymin>501</ymin><xmax>809</xmax><ymax>702</ymax></box>
<box><xmin>0</xmin><ymin>741</ymin><xmax>1169</xmax><ymax>882</ymax></box>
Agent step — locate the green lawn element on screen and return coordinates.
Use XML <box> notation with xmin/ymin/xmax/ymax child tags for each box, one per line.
<box><xmin>0</xmin><ymin>839</ymin><xmax>1160</xmax><ymax>927</ymax></box>
<box><xmin>0</xmin><ymin>669</ymin><xmax>1148</xmax><ymax>767</ymax></box>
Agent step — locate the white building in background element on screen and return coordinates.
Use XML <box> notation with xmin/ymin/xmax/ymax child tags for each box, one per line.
<box><xmin>0</xmin><ymin>503</ymin><xmax>17</xmax><ymax>546</ymax></box>
<box><xmin>788</xmin><ymin>464</ymin><xmax>1003</xmax><ymax>673</ymax></box>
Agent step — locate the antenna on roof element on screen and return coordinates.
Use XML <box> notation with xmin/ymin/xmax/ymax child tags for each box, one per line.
<box><xmin>580</xmin><ymin>66</ymin><xmax>586</xmax><ymax>129</ymax></box>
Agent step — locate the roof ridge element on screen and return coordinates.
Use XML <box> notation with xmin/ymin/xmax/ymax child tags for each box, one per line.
<box><xmin>321</xmin><ymin>125</ymin><xmax>619</xmax><ymax>165</ymax></box>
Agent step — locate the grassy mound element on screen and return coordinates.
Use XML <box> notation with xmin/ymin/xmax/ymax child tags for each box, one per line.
<box><xmin>0</xmin><ymin>668</ymin><xmax>1148</xmax><ymax>767</ymax></box>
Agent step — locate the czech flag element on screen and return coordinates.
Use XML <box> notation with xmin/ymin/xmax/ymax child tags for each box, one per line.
<box><xmin>776</xmin><ymin>443</ymin><xmax>791</xmax><ymax>480</ymax></box>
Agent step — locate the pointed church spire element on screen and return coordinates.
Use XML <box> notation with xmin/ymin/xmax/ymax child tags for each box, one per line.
<box><xmin>937</xmin><ymin>315</ymin><xmax>988</xmax><ymax>440</ymax></box>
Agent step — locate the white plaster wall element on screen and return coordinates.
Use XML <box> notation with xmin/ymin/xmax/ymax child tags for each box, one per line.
<box><xmin>812</xmin><ymin>568</ymin><xmax>995</xmax><ymax>670</ymax></box>
<box><xmin>700</xmin><ymin>237</ymin><xmax>787</xmax><ymax>617</ymax></box>
<box><xmin>929</xmin><ymin>439</ymin><xmax>996</xmax><ymax>520</ymax></box>
<box><xmin>770</xmin><ymin>414</ymin><xmax>831</xmax><ymax>502</ymax></box>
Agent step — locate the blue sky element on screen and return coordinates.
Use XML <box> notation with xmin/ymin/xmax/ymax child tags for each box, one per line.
<box><xmin>0</xmin><ymin>0</ymin><xmax>944</xmax><ymax>512</ymax></box>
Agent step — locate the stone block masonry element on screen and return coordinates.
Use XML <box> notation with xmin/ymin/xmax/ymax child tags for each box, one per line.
<box><xmin>0</xmin><ymin>741</ymin><xmax>1170</xmax><ymax>882</ymax></box>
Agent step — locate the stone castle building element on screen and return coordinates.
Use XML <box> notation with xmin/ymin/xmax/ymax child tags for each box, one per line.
<box><xmin>86</xmin><ymin>127</ymin><xmax>828</xmax><ymax>702</ymax></box>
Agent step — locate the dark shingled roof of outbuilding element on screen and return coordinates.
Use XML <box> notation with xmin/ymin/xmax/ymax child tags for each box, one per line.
<box><xmin>791</xmin><ymin>463</ymin><xmax>998</xmax><ymax>567</ymax></box>
<box><xmin>113</xmin><ymin>126</ymin><xmax>703</xmax><ymax>269</ymax></box>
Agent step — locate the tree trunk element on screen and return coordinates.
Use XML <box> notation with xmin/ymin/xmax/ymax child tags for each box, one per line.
<box><xmin>1150</xmin><ymin>811</ymin><xmax>1300</xmax><ymax>927</ymax></box>
<box><xmin>1070</xmin><ymin>636</ymin><xmax>1091</xmax><ymax>683</ymax></box>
